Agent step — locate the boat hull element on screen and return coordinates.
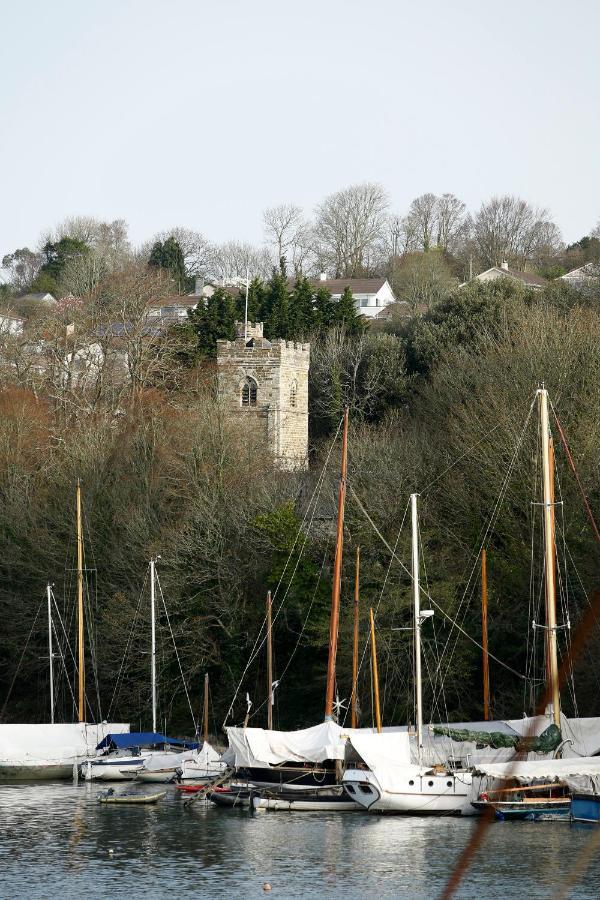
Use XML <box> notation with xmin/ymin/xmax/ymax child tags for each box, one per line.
<box><xmin>571</xmin><ymin>793</ymin><xmax>600</xmax><ymax>824</ymax></box>
<box><xmin>253</xmin><ymin>793</ymin><xmax>360</xmax><ymax>812</ymax></box>
<box><xmin>0</xmin><ymin>763</ymin><xmax>75</xmax><ymax>781</ymax></box>
<box><xmin>472</xmin><ymin>799</ymin><xmax>570</xmax><ymax>820</ymax></box>
<box><xmin>343</xmin><ymin>768</ymin><xmax>476</xmax><ymax>815</ymax></box>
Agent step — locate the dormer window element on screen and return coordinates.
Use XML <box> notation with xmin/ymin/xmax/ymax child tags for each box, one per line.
<box><xmin>290</xmin><ymin>380</ymin><xmax>298</xmax><ymax>408</ymax></box>
<box><xmin>241</xmin><ymin>376</ymin><xmax>257</xmax><ymax>407</ymax></box>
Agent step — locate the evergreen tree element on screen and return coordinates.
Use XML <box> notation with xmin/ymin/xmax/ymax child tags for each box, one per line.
<box><xmin>314</xmin><ymin>287</ymin><xmax>334</xmax><ymax>333</ymax></box>
<box><xmin>148</xmin><ymin>236</ymin><xmax>189</xmax><ymax>292</ymax></box>
<box><xmin>188</xmin><ymin>287</ymin><xmax>237</xmax><ymax>358</ymax></box>
<box><xmin>263</xmin><ymin>270</ymin><xmax>290</xmax><ymax>339</ymax></box>
<box><xmin>235</xmin><ymin>277</ymin><xmax>266</xmax><ymax>324</ymax></box>
<box><xmin>287</xmin><ymin>276</ymin><xmax>315</xmax><ymax>340</ymax></box>
<box><xmin>35</xmin><ymin>237</ymin><xmax>89</xmax><ymax>292</ymax></box>
<box><xmin>332</xmin><ymin>286</ymin><xmax>365</xmax><ymax>334</ymax></box>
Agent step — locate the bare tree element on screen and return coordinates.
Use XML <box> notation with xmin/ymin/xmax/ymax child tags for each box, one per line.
<box><xmin>392</xmin><ymin>250</ymin><xmax>457</xmax><ymax>310</ymax></box>
<box><xmin>591</xmin><ymin>219</ymin><xmax>600</xmax><ymax>240</ymax></box>
<box><xmin>1</xmin><ymin>248</ymin><xmax>44</xmax><ymax>291</ymax></box>
<box><xmin>206</xmin><ymin>241</ymin><xmax>273</xmax><ymax>283</ymax></box>
<box><xmin>473</xmin><ymin>195</ymin><xmax>561</xmax><ymax>268</ymax></box>
<box><xmin>403</xmin><ymin>193</ymin><xmax>439</xmax><ymax>252</ymax></box>
<box><xmin>42</xmin><ymin>216</ymin><xmax>131</xmax><ymax>264</ymax></box>
<box><xmin>314</xmin><ymin>182</ymin><xmax>390</xmax><ymax>277</ymax></box>
<box><xmin>140</xmin><ymin>227</ymin><xmax>211</xmax><ymax>279</ymax></box>
<box><xmin>435</xmin><ymin>194</ymin><xmax>470</xmax><ymax>253</ymax></box>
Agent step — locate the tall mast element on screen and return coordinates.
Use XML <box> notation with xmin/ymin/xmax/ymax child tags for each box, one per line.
<box><xmin>539</xmin><ymin>388</ymin><xmax>561</xmax><ymax>727</ymax></box>
<box><xmin>203</xmin><ymin>673</ymin><xmax>209</xmax><ymax>744</ymax></box>
<box><xmin>150</xmin><ymin>557</ymin><xmax>157</xmax><ymax>732</ymax></box>
<box><xmin>76</xmin><ymin>480</ymin><xmax>85</xmax><ymax>723</ymax></box>
<box><xmin>47</xmin><ymin>583</ymin><xmax>55</xmax><ymax>724</ymax></box>
<box><xmin>369</xmin><ymin>607</ymin><xmax>382</xmax><ymax>733</ymax></box>
<box><xmin>411</xmin><ymin>493</ymin><xmax>424</xmax><ymax>762</ymax></box>
<box><xmin>324</xmin><ymin>407</ymin><xmax>349</xmax><ymax>721</ymax></box>
<box><xmin>351</xmin><ymin>547</ymin><xmax>360</xmax><ymax>729</ymax></box>
<box><xmin>481</xmin><ymin>549</ymin><xmax>490</xmax><ymax>721</ymax></box>
<box><xmin>266</xmin><ymin>590</ymin><xmax>273</xmax><ymax>730</ymax></box>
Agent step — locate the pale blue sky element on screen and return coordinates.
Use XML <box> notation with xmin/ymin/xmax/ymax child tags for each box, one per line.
<box><xmin>1</xmin><ymin>0</ymin><xmax>598</xmax><ymax>259</ymax></box>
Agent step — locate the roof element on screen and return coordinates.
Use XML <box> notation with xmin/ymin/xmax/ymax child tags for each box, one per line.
<box><xmin>18</xmin><ymin>292</ymin><xmax>57</xmax><ymax>303</ymax></box>
<box><xmin>0</xmin><ymin>309</ymin><xmax>25</xmax><ymax>322</ymax></box>
<box><xmin>561</xmin><ymin>262</ymin><xmax>600</xmax><ymax>279</ymax></box>
<box><xmin>476</xmin><ymin>266</ymin><xmax>547</xmax><ymax>288</ymax></box>
<box><xmin>309</xmin><ymin>277</ymin><xmax>387</xmax><ymax>295</ymax></box>
<box><xmin>96</xmin><ymin>732</ymin><xmax>199</xmax><ymax>751</ymax></box>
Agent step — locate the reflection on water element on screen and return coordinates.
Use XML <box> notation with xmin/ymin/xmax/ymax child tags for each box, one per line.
<box><xmin>0</xmin><ymin>782</ymin><xmax>599</xmax><ymax>898</ymax></box>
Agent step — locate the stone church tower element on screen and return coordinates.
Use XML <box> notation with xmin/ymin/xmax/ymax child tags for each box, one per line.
<box><xmin>216</xmin><ymin>323</ymin><xmax>310</xmax><ymax>471</ymax></box>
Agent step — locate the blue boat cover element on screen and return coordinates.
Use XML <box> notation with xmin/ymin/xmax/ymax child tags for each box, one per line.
<box><xmin>96</xmin><ymin>732</ymin><xmax>199</xmax><ymax>751</ymax></box>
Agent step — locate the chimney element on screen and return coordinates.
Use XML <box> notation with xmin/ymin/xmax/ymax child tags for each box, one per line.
<box><xmin>319</xmin><ymin>272</ymin><xmax>327</xmax><ymax>281</ymax></box>
<box><xmin>500</xmin><ymin>261</ymin><xmax>509</xmax><ymax>271</ymax></box>
<box><xmin>194</xmin><ymin>275</ymin><xmax>204</xmax><ymax>296</ymax></box>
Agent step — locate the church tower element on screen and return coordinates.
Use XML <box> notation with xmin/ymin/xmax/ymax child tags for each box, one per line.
<box><xmin>216</xmin><ymin>322</ymin><xmax>310</xmax><ymax>471</ymax></box>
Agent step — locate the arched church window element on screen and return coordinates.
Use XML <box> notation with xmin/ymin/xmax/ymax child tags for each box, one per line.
<box><xmin>241</xmin><ymin>376</ymin><xmax>258</xmax><ymax>407</ymax></box>
<box><xmin>290</xmin><ymin>379</ymin><xmax>298</xmax><ymax>408</ymax></box>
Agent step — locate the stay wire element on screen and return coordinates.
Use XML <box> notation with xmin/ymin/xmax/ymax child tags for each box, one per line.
<box><xmin>155</xmin><ymin>570</ymin><xmax>198</xmax><ymax>734</ymax></box>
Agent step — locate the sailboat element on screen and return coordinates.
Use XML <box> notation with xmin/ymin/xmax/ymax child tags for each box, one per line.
<box><xmin>0</xmin><ymin>481</ymin><xmax>129</xmax><ymax>781</ymax></box>
<box><xmin>84</xmin><ymin>556</ymin><xmax>197</xmax><ymax>781</ymax></box>
<box><xmin>178</xmin><ymin>673</ymin><xmax>227</xmax><ymax>782</ymax></box>
<box><xmin>343</xmin><ymin>492</ymin><xmax>475</xmax><ymax>814</ymax></box>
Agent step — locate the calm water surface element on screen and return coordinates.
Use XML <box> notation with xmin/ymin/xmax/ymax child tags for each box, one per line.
<box><xmin>1</xmin><ymin>782</ymin><xmax>599</xmax><ymax>899</ymax></box>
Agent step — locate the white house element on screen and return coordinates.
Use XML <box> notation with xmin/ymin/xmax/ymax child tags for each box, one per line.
<box><xmin>0</xmin><ymin>311</ymin><xmax>25</xmax><ymax>336</ymax></box>
<box><xmin>465</xmin><ymin>261</ymin><xmax>547</xmax><ymax>291</ymax></box>
<box><xmin>560</xmin><ymin>262</ymin><xmax>600</xmax><ymax>287</ymax></box>
<box><xmin>309</xmin><ymin>276</ymin><xmax>398</xmax><ymax>318</ymax></box>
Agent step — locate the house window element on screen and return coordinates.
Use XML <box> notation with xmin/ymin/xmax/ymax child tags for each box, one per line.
<box><xmin>241</xmin><ymin>376</ymin><xmax>257</xmax><ymax>407</ymax></box>
<box><xmin>290</xmin><ymin>380</ymin><xmax>297</xmax><ymax>408</ymax></box>
<box><xmin>360</xmin><ymin>297</ymin><xmax>369</xmax><ymax>307</ymax></box>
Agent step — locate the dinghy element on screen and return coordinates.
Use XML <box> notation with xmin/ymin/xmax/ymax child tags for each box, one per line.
<box><xmin>97</xmin><ymin>788</ymin><xmax>166</xmax><ymax>804</ymax></box>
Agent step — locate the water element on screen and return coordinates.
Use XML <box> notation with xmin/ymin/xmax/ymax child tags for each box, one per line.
<box><xmin>1</xmin><ymin>782</ymin><xmax>599</xmax><ymax>899</ymax></box>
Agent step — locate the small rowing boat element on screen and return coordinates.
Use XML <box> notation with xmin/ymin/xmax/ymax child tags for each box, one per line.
<box><xmin>471</xmin><ymin>783</ymin><xmax>571</xmax><ymax>820</ymax></box>
<box><xmin>97</xmin><ymin>788</ymin><xmax>166</xmax><ymax>805</ymax></box>
<box><xmin>175</xmin><ymin>783</ymin><xmax>207</xmax><ymax>794</ymax></box>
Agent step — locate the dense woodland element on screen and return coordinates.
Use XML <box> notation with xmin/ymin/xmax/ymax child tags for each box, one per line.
<box><xmin>0</xmin><ymin>186</ymin><xmax>599</xmax><ymax>738</ymax></box>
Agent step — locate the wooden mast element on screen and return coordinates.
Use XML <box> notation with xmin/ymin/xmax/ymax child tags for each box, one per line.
<box><xmin>47</xmin><ymin>583</ymin><xmax>55</xmax><ymax>725</ymax></box>
<box><xmin>203</xmin><ymin>673</ymin><xmax>209</xmax><ymax>744</ymax></box>
<box><xmin>266</xmin><ymin>590</ymin><xmax>273</xmax><ymax>730</ymax></box>
<box><xmin>324</xmin><ymin>407</ymin><xmax>349</xmax><ymax>721</ymax></box>
<box><xmin>369</xmin><ymin>607</ymin><xmax>382</xmax><ymax>733</ymax></box>
<box><xmin>539</xmin><ymin>388</ymin><xmax>561</xmax><ymax>727</ymax></box>
<box><xmin>351</xmin><ymin>547</ymin><xmax>360</xmax><ymax>729</ymax></box>
<box><xmin>481</xmin><ymin>548</ymin><xmax>490</xmax><ymax>721</ymax></box>
<box><xmin>150</xmin><ymin>557</ymin><xmax>157</xmax><ymax>732</ymax></box>
<box><xmin>76</xmin><ymin>480</ymin><xmax>85</xmax><ymax>723</ymax></box>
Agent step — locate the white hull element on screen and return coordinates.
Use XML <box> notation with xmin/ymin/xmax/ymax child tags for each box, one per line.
<box><xmin>253</xmin><ymin>795</ymin><xmax>360</xmax><ymax>812</ymax></box>
<box><xmin>343</xmin><ymin>767</ymin><xmax>477</xmax><ymax>816</ymax></box>
<box><xmin>180</xmin><ymin>762</ymin><xmax>227</xmax><ymax>781</ymax></box>
<box><xmin>136</xmin><ymin>768</ymin><xmax>180</xmax><ymax>783</ymax></box>
<box><xmin>84</xmin><ymin>759</ymin><xmax>147</xmax><ymax>781</ymax></box>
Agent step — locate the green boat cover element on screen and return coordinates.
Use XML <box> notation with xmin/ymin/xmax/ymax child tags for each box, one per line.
<box><xmin>433</xmin><ymin>723</ymin><xmax>562</xmax><ymax>752</ymax></box>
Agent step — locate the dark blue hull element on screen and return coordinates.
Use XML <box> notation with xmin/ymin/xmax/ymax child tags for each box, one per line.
<box><xmin>571</xmin><ymin>793</ymin><xmax>600</xmax><ymax>824</ymax></box>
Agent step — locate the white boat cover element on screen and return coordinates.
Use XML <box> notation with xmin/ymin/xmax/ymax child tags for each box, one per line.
<box><xmin>473</xmin><ymin>756</ymin><xmax>600</xmax><ymax>783</ymax></box>
<box><xmin>0</xmin><ymin>723</ymin><xmax>130</xmax><ymax>769</ymax></box>
<box><xmin>224</xmin><ymin>722</ymin><xmax>380</xmax><ymax>768</ymax></box>
<box><xmin>143</xmin><ymin>741</ymin><xmax>224</xmax><ymax>772</ymax></box>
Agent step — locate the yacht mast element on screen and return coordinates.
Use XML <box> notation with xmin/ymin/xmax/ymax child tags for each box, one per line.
<box><xmin>47</xmin><ymin>583</ymin><xmax>55</xmax><ymax>724</ymax></box>
<box><xmin>266</xmin><ymin>590</ymin><xmax>273</xmax><ymax>730</ymax></box>
<box><xmin>411</xmin><ymin>493</ymin><xmax>424</xmax><ymax>762</ymax></box>
<box><xmin>369</xmin><ymin>607</ymin><xmax>382</xmax><ymax>733</ymax></box>
<box><xmin>539</xmin><ymin>388</ymin><xmax>561</xmax><ymax>727</ymax></box>
<box><xmin>150</xmin><ymin>557</ymin><xmax>157</xmax><ymax>733</ymax></box>
<box><xmin>203</xmin><ymin>673</ymin><xmax>209</xmax><ymax>744</ymax></box>
<box><xmin>76</xmin><ymin>480</ymin><xmax>85</xmax><ymax>723</ymax></box>
<box><xmin>324</xmin><ymin>407</ymin><xmax>349</xmax><ymax>721</ymax></box>
<box><xmin>351</xmin><ymin>547</ymin><xmax>360</xmax><ymax>729</ymax></box>
<box><xmin>481</xmin><ymin>549</ymin><xmax>490</xmax><ymax>720</ymax></box>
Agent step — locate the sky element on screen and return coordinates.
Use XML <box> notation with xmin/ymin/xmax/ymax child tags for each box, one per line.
<box><xmin>1</xmin><ymin>0</ymin><xmax>599</xmax><ymax>262</ymax></box>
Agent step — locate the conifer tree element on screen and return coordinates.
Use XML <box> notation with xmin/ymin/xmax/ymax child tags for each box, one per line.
<box><xmin>287</xmin><ymin>276</ymin><xmax>315</xmax><ymax>340</ymax></box>
<box><xmin>332</xmin><ymin>286</ymin><xmax>366</xmax><ymax>334</ymax></box>
<box><xmin>235</xmin><ymin>276</ymin><xmax>266</xmax><ymax>325</ymax></box>
<box><xmin>314</xmin><ymin>287</ymin><xmax>334</xmax><ymax>334</ymax></box>
<box><xmin>148</xmin><ymin>236</ymin><xmax>189</xmax><ymax>292</ymax></box>
<box><xmin>188</xmin><ymin>287</ymin><xmax>237</xmax><ymax>357</ymax></box>
<box><xmin>263</xmin><ymin>270</ymin><xmax>290</xmax><ymax>339</ymax></box>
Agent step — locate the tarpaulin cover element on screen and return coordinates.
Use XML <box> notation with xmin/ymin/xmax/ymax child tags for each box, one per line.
<box><xmin>433</xmin><ymin>723</ymin><xmax>562</xmax><ymax>752</ymax></box>
<box><xmin>224</xmin><ymin>722</ymin><xmax>380</xmax><ymax>768</ymax></box>
<box><xmin>473</xmin><ymin>756</ymin><xmax>600</xmax><ymax>783</ymax></box>
<box><xmin>96</xmin><ymin>732</ymin><xmax>199</xmax><ymax>751</ymax></box>
<box><xmin>0</xmin><ymin>723</ymin><xmax>130</xmax><ymax>768</ymax></box>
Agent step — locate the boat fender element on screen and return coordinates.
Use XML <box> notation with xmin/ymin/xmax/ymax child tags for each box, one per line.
<box><xmin>263</xmin><ymin>884</ymin><xmax>272</xmax><ymax>892</ymax></box>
